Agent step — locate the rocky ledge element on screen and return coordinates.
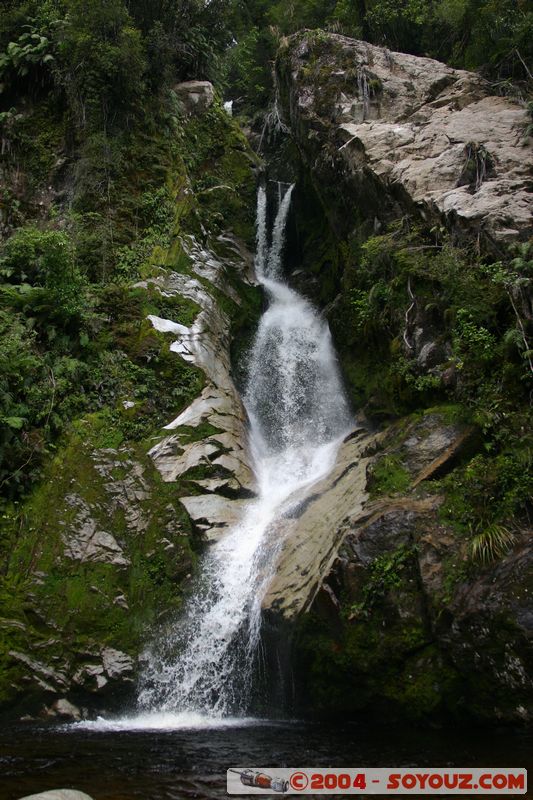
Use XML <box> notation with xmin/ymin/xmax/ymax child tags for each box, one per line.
<box><xmin>263</xmin><ymin>408</ymin><xmax>533</xmax><ymax>722</ymax></box>
<box><xmin>141</xmin><ymin>232</ymin><xmax>257</xmax><ymax>537</ymax></box>
<box><xmin>278</xmin><ymin>32</ymin><xmax>532</xmax><ymax>250</ymax></box>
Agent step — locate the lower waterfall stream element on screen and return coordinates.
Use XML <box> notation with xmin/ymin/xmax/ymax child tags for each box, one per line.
<box><xmin>127</xmin><ymin>183</ymin><xmax>352</xmax><ymax>725</ymax></box>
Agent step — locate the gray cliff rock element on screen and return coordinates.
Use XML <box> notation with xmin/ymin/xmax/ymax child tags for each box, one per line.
<box><xmin>140</xmin><ymin>232</ymin><xmax>256</xmax><ymax>535</ymax></box>
<box><xmin>279</xmin><ymin>33</ymin><xmax>532</xmax><ymax>249</ymax></box>
<box><xmin>275</xmin><ymin>409</ymin><xmax>533</xmax><ymax>722</ymax></box>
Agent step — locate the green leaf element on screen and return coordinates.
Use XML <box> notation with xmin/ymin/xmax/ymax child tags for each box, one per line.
<box><xmin>4</xmin><ymin>416</ymin><xmax>25</xmax><ymax>429</ymax></box>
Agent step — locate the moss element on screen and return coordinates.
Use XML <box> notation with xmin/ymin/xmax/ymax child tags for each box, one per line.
<box><xmin>8</xmin><ymin>99</ymin><xmax>67</xmax><ymax>191</ymax></box>
<box><xmin>422</xmin><ymin>403</ymin><xmax>467</xmax><ymax>424</ymax></box>
<box><xmin>295</xmin><ymin>608</ymin><xmax>450</xmax><ymax>719</ymax></box>
<box><xmin>368</xmin><ymin>454</ymin><xmax>412</xmax><ymax>497</ymax></box>
<box><xmin>381</xmin><ymin>646</ymin><xmax>461</xmax><ymax>718</ymax></box>
<box><xmin>295</xmin><ymin>594</ymin><xmax>463</xmax><ymax>720</ymax></box>
<box><xmin>177</xmin><ymin>100</ymin><xmax>260</xmax><ymax>246</ymax></box>
<box><xmin>340</xmin><ymin>351</ymin><xmax>402</xmax><ymax>418</ymax></box>
<box><xmin>164</xmin><ymin>236</ymin><xmax>195</xmax><ymax>273</ymax></box>
<box><xmin>177</xmin><ymin>422</ymin><xmax>223</xmax><ymax>445</ymax></box>
<box><xmin>0</xmin><ymin>407</ymin><xmax>200</xmax><ymax>705</ymax></box>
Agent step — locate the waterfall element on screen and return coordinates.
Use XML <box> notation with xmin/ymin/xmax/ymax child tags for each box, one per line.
<box><xmin>357</xmin><ymin>67</ymin><xmax>370</xmax><ymax>121</ymax></box>
<box><xmin>255</xmin><ymin>185</ymin><xmax>268</xmax><ymax>278</ymax></box>
<box><xmin>128</xmin><ymin>184</ymin><xmax>351</xmax><ymax>726</ymax></box>
<box><xmin>267</xmin><ymin>184</ymin><xmax>294</xmax><ymax>281</ymax></box>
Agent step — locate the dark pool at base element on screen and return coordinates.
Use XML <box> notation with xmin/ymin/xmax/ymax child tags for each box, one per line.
<box><xmin>0</xmin><ymin>720</ymin><xmax>531</xmax><ymax>800</ymax></box>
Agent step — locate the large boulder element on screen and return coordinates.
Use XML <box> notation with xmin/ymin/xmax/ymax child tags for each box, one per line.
<box><xmin>278</xmin><ymin>33</ymin><xmax>532</xmax><ymax>250</ymax></box>
<box><xmin>173</xmin><ymin>80</ymin><xmax>215</xmax><ymax>115</ymax></box>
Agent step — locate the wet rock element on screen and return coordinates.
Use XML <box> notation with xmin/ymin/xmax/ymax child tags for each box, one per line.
<box><xmin>62</xmin><ymin>499</ymin><xmax>130</xmax><ymax>567</ymax></box>
<box><xmin>44</xmin><ymin>698</ymin><xmax>82</xmax><ymax>721</ymax></box>
<box><xmin>174</xmin><ymin>80</ymin><xmax>215</xmax><ymax>115</ymax></box>
<box><xmin>101</xmin><ymin>647</ymin><xmax>134</xmax><ymax>681</ymax></box>
<box><xmin>263</xmin><ymin>428</ymin><xmax>375</xmax><ymax>618</ymax></box>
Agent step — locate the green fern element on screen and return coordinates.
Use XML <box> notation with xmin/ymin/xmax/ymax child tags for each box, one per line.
<box><xmin>469</xmin><ymin>522</ymin><xmax>516</xmax><ymax>564</ymax></box>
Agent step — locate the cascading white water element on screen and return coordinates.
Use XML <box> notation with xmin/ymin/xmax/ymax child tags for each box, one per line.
<box><xmin>121</xmin><ymin>184</ymin><xmax>352</xmax><ymax>727</ymax></box>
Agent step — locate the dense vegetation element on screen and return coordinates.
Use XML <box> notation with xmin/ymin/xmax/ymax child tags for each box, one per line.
<box><xmin>0</xmin><ymin>0</ymin><xmax>249</xmax><ymax>500</ymax></box>
<box><xmin>0</xmin><ymin>0</ymin><xmax>531</xmax><ymax>544</ymax></box>
<box><xmin>336</xmin><ymin>228</ymin><xmax>533</xmax><ymax>551</ymax></box>
<box><xmin>0</xmin><ymin>0</ymin><xmax>261</xmax><ymax>707</ymax></box>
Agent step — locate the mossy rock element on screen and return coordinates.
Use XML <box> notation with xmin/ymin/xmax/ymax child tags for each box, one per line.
<box><xmin>0</xmin><ymin>412</ymin><xmax>200</xmax><ymax>708</ymax></box>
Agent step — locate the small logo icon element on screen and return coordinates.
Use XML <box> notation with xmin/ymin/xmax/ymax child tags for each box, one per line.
<box><xmin>229</xmin><ymin>769</ymin><xmax>289</xmax><ymax>793</ymax></box>
<box><xmin>290</xmin><ymin>771</ymin><xmax>310</xmax><ymax>790</ymax></box>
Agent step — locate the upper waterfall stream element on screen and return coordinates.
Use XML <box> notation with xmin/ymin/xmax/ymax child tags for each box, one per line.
<box><xmin>89</xmin><ymin>185</ymin><xmax>352</xmax><ymax>729</ymax></box>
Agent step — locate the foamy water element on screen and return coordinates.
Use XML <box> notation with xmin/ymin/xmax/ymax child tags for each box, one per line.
<box><xmin>87</xmin><ymin>184</ymin><xmax>351</xmax><ymax>729</ymax></box>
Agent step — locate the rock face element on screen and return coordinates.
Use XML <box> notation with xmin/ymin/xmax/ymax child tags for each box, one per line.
<box><xmin>269</xmin><ymin>410</ymin><xmax>533</xmax><ymax>722</ymax></box>
<box><xmin>278</xmin><ymin>33</ymin><xmax>532</xmax><ymax>249</ymax></box>
<box><xmin>141</xmin><ymin>232</ymin><xmax>257</xmax><ymax>535</ymax></box>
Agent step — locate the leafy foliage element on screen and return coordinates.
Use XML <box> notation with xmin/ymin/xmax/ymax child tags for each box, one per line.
<box><xmin>469</xmin><ymin>522</ymin><xmax>516</xmax><ymax>564</ymax></box>
<box><xmin>0</xmin><ymin>21</ymin><xmax>54</xmax><ymax>83</ymax></box>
